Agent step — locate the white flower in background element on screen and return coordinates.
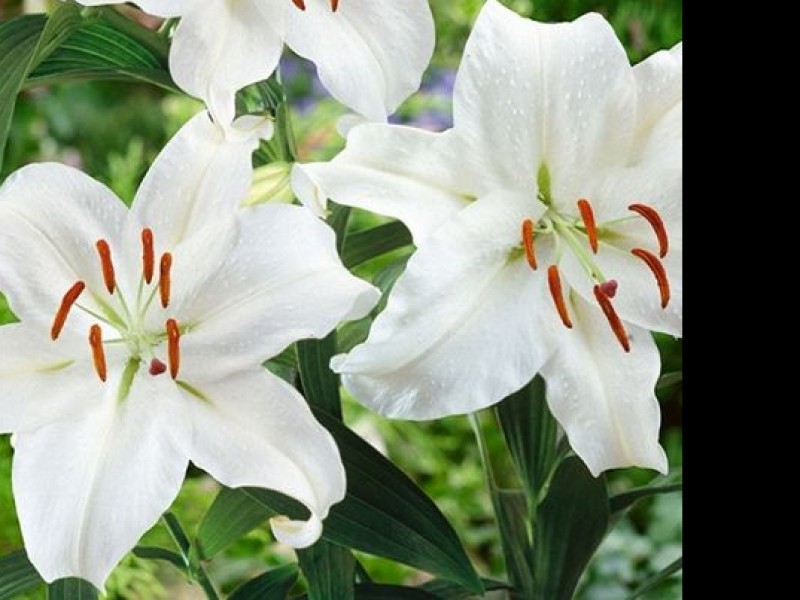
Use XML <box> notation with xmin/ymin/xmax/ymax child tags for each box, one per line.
<box><xmin>0</xmin><ymin>111</ymin><xmax>379</xmax><ymax>589</ymax></box>
<box><xmin>77</xmin><ymin>0</ymin><xmax>435</xmax><ymax>126</ymax></box>
<box><xmin>295</xmin><ymin>0</ymin><xmax>682</xmax><ymax>476</ymax></box>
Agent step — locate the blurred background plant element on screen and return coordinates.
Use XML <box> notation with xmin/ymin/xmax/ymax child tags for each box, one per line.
<box><xmin>0</xmin><ymin>0</ymin><xmax>682</xmax><ymax>597</ymax></box>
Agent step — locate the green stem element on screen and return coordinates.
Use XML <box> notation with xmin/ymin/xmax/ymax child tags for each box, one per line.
<box><xmin>162</xmin><ymin>513</ymin><xmax>220</xmax><ymax>600</ymax></box>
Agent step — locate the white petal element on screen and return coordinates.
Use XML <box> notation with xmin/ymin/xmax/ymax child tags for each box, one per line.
<box><xmin>168</xmin><ymin>1</ymin><xmax>284</xmax><ymax>124</ymax></box>
<box><xmin>540</xmin><ymin>295</ymin><xmax>668</xmax><ymax>476</ymax></box>
<box><xmin>178</xmin><ymin>204</ymin><xmax>379</xmax><ymax>372</ymax></box>
<box><xmin>0</xmin><ymin>324</ymin><xmax>90</xmax><ymax>433</ymax></box>
<box><xmin>12</xmin><ymin>368</ymin><xmax>189</xmax><ymax>589</ymax></box>
<box><xmin>181</xmin><ymin>368</ymin><xmax>345</xmax><ymax>548</ymax></box>
<box><xmin>0</xmin><ymin>163</ymin><xmax>127</xmax><ymax>327</ymax></box>
<box><xmin>130</xmin><ymin>110</ymin><xmax>270</xmax><ymax>250</ymax></box>
<box><xmin>633</xmin><ymin>42</ymin><xmax>683</xmax><ymax>145</ymax></box>
<box><xmin>333</xmin><ymin>192</ymin><xmax>556</xmax><ymax>419</ymax></box>
<box><xmin>453</xmin><ymin>1</ymin><xmax>636</xmax><ymax>201</ymax></box>
<box><xmin>293</xmin><ymin>125</ymin><xmax>475</xmax><ymax>243</ymax></box>
<box><xmin>285</xmin><ymin>0</ymin><xmax>434</xmax><ymax>121</ymax></box>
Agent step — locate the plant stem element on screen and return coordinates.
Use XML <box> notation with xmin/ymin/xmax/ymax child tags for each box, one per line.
<box><xmin>162</xmin><ymin>512</ymin><xmax>220</xmax><ymax>600</ymax></box>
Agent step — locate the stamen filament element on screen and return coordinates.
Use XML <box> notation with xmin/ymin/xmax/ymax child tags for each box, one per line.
<box><xmin>95</xmin><ymin>240</ymin><xmax>116</xmax><ymax>294</ymax></box>
<box><xmin>631</xmin><ymin>248</ymin><xmax>671</xmax><ymax>308</ymax></box>
<box><xmin>89</xmin><ymin>324</ymin><xmax>108</xmax><ymax>381</ymax></box>
<box><xmin>593</xmin><ymin>285</ymin><xmax>630</xmax><ymax>352</ymax></box>
<box><xmin>577</xmin><ymin>199</ymin><xmax>599</xmax><ymax>254</ymax></box>
<box><xmin>166</xmin><ymin>319</ymin><xmax>181</xmax><ymax>379</ymax></box>
<box><xmin>629</xmin><ymin>203</ymin><xmax>669</xmax><ymax>258</ymax></box>
<box><xmin>51</xmin><ymin>281</ymin><xmax>86</xmax><ymax>340</ymax></box>
<box><xmin>521</xmin><ymin>219</ymin><xmax>538</xmax><ymax>270</ymax></box>
<box><xmin>547</xmin><ymin>265</ymin><xmax>573</xmax><ymax>329</ymax></box>
<box><xmin>159</xmin><ymin>253</ymin><xmax>173</xmax><ymax>308</ymax></box>
<box><xmin>142</xmin><ymin>228</ymin><xmax>155</xmax><ymax>284</ymax></box>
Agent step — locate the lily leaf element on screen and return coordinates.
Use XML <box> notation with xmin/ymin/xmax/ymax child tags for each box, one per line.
<box><xmin>228</xmin><ymin>564</ymin><xmax>299</xmax><ymax>600</ymax></box>
<box><xmin>533</xmin><ymin>457</ymin><xmax>609</xmax><ymax>600</ymax></box>
<box><xmin>297</xmin><ymin>539</ymin><xmax>355</xmax><ymax>600</ymax></box>
<box><xmin>342</xmin><ymin>221</ymin><xmax>413</xmax><ymax>269</ymax></box>
<box><xmin>46</xmin><ymin>578</ymin><xmax>98</xmax><ymax>599</ymax></box>
<box><xmin>0</xmin><ymin>550</ymin><xmax>44</xmax><ymax>599</ymax></box>
<box><xmin>626</xmin><ymin>556</ymin><xmax>682</xmax><ymax>599</ymax></box>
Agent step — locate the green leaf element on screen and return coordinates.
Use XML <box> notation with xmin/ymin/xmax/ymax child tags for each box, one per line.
<box><xmin>132</xmin><ymin>546</ymin><xmax>187</xmax><ymax>571</ymax></box>
<box><xmin>0</xmin><ymin>550</ymin><xmax>44</xmax><ymax>599</ymax></box>
<box><xmin>297</xmin><ymin>332</ymin><xmax>341</xmax><ymax>419</ymax></box>
<box><xmin>0</xmin><ymin>2</ymin><xmax>83</xmax><ymax>168</ymax></box>
<box><xmin>533</xmin><ymin>457</ymin><xmax>609</xmax><ymax>600</ymax></box>
<box><xmin>353</xmin><ymin>583</ymin><xmax>438</xmax><ymax>599</ymax></box>
<box><xmin>626</xmin><ymin>556</ymin><xmax>682</xmax><ymax>599</ymax></box>
<box><xmin>46</xmin><ymin>578</ymin><xmax>98</xmax><ymax>600</ymax></box>
<box><xmin>197</xmin><ymin>486</ymin><xmax>279</xmax><ymax>559</ymax></box>
<box><xmin>609</xmin><ymin>482</ymin><xmax>683</xmax><ymax>516</ymax></box>
<box><xmin>229</xmin><ymin>564</ymin><xmax>299</xmax><ymax>600</ymax></box>
<box><xmin>199</xmin><ymin>408</ymin><xmax>482</xmax><ymax>592</ymax></box>
<box><xmin>297</xmin><ymin>539</ymin><xmax>355</xmax><ymax>600</ymax></box>
<box><xmin>495</xmin><ymin>376</ymin><xmax>561</xmax><ymax>501</ymax></box>
<box><xmin>420</xmin><ymin>578</ymin><xmax>510</xmax><ymax>599</ymax></box>
<box><xmin>495</xmin><ymin>490</ymin><xmax>534</xmax><ymax>596</ymax></box>
<box><xmin>342</xmin><ymin>221</ymin><xmax>413</xmax><ymax>269</ymax></box>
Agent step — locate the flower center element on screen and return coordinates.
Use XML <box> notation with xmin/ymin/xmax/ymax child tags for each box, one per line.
<box><xmin>519</xmin><ymin>167</ymin><xmax>672</xmax><ymax>352</ymax></box>
<box><xmin>290</xmin><ymin>0</ymin><xmax>340</xmax><ymax>12</ymax></box>
<box><xmin>50</xmin><ymin>228</ymin><xmax>183</xmax><ymax>384</ymax></box>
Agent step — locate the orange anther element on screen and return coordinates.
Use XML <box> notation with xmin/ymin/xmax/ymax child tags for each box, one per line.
<box><xmin>142</xmin><ymin>228</ymin><xmax>155</xmax><ymax>284</ymax></box>
<box><xmin>51</xmin><ymin>281</ymin><xmax>86</xmax><ymax>340</ymax></box>
<box><xmin>95</xmin><ymin>240</ymin><xmax>116</xmax><ymax>294</ymax></box>
<box><xmin>631</xmin><ymin>248</ymin><xmax>670</xmax><ymax>309</ymax></box>
<box><xmin>593</xmin><ymin>285</ymin><xmax>630</xmax><ymax>352</ymax></box>
<box><xmin>89</xmin><ymin>324</ymin><xmax>107</xmax><ymax>381</ymax></box>
<box><xmin>331</xmin><ymin>0</ymin><xmax>339</xmax><ymax>10</ymax></box>
<box><xmin>521</xmin><ymin>219</ymin><xmax>538</xmax><ymax>270</ymax></box>
<box><xmin>159</xmin><ymin>253</ymin><xmax>173</xmax><ymax>308</ymax></box>
<box><xmin>547</xmin><ymin>265</ymin><xmax>573</xmax><ymax>329</ymax></box>
<box><xmin>166</xmin><ymin>319</ymin><xmax>181</xmax><ymax>379</ymax></box>
<box><xmin>291</xmin><ymin>0</ymin><xmax>306</xmax><ymax>9</ymax></box>
<box><xmin>629</xmin><ymin>203</ymin><xmax>669</xmax><ymax>258</ymax></box>
<box><xmin>577</xmin><ymin>199</ymin><xmax>599</xmax><ymax>254</ymax></box>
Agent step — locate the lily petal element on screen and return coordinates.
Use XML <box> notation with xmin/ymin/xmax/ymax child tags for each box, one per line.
<box><xmin>178</xmin><ymin>204</ymin><xmax>378</xmax><ymax>371</ymax></box>
<box><xmin>293</xmin><ymin>126</ymin><xmax>474</xmax><ymax>242</ymax></box>
<box><xmin>168</xmin><ymin>1</ymin><xmax>285</xmax><ymax>125</ymax></box>
<box><xmin>130</xmin><ymin>110</ymin><xmax>271</xmax><ymax>251</ymax></box>
<box><xmin>180</xmin><ymin>367</ymin><xmax>345</xmax><ymax>548</ymax></box>
<box><xmin>0</xmin><ymin>324</ymin><xmax>89</xmax><ymax>434</ymax></box>
<box><xmin>284</xmin><ymin>0</ymin><xmax>434</xmax><ymax>121</ymax></box>
<box><xmin>540</xmin><ymin>294</ymin><xmax>668</xmax><ymax>476</ymax></box>
<box><xmin>0</xmin><ymin>163</ymin><xmax>127</xmax><ymax>327</ymax></box>
<box><xmin>454</xmin><ymin>1</ymin><xmax>636</xmax><ymax>202</ymax></box>
<box><xmin>12</xmin><ymin>367</ymin><xmax>189</xmax><ymax>589</ymax></box>
<box><xmin>633</xmin><ymin>42</ymin><xmax>683</xmax><ymax>146</ymax></box>
<box><xmin>333</xmin><ymin>192</ymin><xmax>555</xmax><ymax>419</ymax></box>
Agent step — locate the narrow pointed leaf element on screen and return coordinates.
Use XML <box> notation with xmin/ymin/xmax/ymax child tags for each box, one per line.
<box><xmin>47</xmin><ymin>578</ymin><xmax>99</xmax><ymax>600</ymax></box>
<box><xmin>495</xmin><ymin>490</ymin><xmax>534</xmax><ymax>597</ymax></box>
<box><xmin>354</xmin><ymin>583</ymin><xmax>438</xmax><ymax>599</ymax></box>
<box><xmin>0</xmin><ymin>550</ymin><xmax>44</xmax><ymax>599</ymax></box>
<box><xmin>297</xmin><ymin>332</ymin><xmax>341</xmax><ymax>419</ymax></box>
<box><xmin>297</xmin><ymin>539</ymin><xmax>355</xmax><ymax>600</ymax></box>
<box><xmin>229</xmin><ymin>564</ymin><xmax>299</xmax><ymax>600</ymax></box>
<box><xmin>626</xmin><ymin>556</ymin><xmax>682</xmax><ymax>599</ymax></box>
<box><xmin>609</xmin><ymin>482</ymin><xmax>683</xmax><ymax>516</ymax></box>
<box><xmin>495</xmin><ymin>376</ymin><xmax>560</xmax><ymax>501</ymax></box>
<box><xmin>132</xmin><ymin>546</ymin><xmax>187</xmax><ymax>571</ymax></box>
<box><xmin>420</xmin><ymin>578</ymin><xmax>510</xmax><ymax>599</ymax></box>
<box><xmin>197</xmin><ymin>486</ymin><xmax>274</xmax><ymax>559</ymax></box>
<box><xmin>342</xmin><ymin>221</ymin><xmax>413</xmax><ymax>269</ymax></box>
<box><xmin>533</xmin><ymin>457</ymin><xmax>609</xmax><ymax>600</ymax></box>
<box><xmin>0</xmin><ymin>2</ymin><xmax>83</xmax><ymax>168</ymax></box>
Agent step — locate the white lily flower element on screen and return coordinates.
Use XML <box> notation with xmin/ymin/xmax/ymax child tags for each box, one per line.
<box><xmin>77</xmin><ymin>0</ymin><xmax>435</xmax><ymax>125</ymax></box>
<box><xmin>0</xmin><ymin>110</ymin><xmax>379</xmax><ymax>589</ymax></box>
<box><xmin>295</xmin><ymin>0</ymin><xmax>682</xmax><ymax>476</ymax></box>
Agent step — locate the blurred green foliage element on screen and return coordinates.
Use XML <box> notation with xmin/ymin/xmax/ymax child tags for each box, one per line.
<box><xmin>0</xmin><ymin>0</ymin><xmax>681</xmax><ymax>598</ymax></box>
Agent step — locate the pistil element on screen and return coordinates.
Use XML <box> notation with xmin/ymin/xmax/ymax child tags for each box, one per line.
<box><xmin>593</xmin><ymin>285</ymin><xmax>630</xmax><ymax>352</ymax></box>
